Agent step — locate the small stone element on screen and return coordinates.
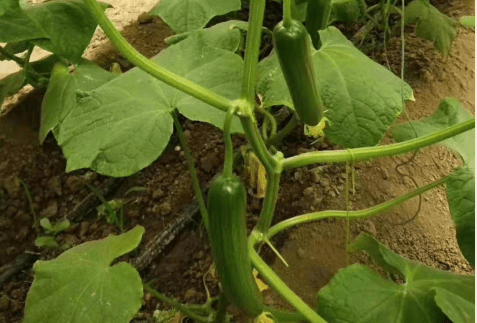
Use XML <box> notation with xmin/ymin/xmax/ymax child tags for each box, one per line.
<box><xmin>40</xmin><ymin>200</ymin><xmax>58</xmax><ymax>218</ymax></box>
<box><xmin>329</xmin><ymin>191</ymin><xmax>337</xmax><ymax>198</ymax></box>
<box><xmin>194</xmin><ymin>250</ymin><xmax>205</xmax><ymax>260</ymax></box>
<box><xmin>3</xmin><ymin>176</ymin><xmax>21</xmax><ymax>196</ymax></box>
<box><xmin>89</xmin><ymin>222</ymin><xmax>99</xmax><ymax>232</ymax></box>
<box><xmin>15</xmin><ymin>226</ymin><xmax>30</xmax><ymax>241</ymax></box>
<box><xmin>294</xmin><ymin>171</ymin><xmax>302</xmax><ymax>182</ymax></box>
<box><xmin>66</xmin><ymin>176</ymin><xmax>84</xmax><ymax>192</ymax></box>
<box><xmin>152</xmin><ymin>188</ymin><xmax>164</xmax><ymax>200</ymax></box>
<box><xmin>296</xmin><ymin>248</ymin><xmax>305</xmax><ymax>259</ymax></box>
<box><xmin>312</xmin><ymin>197</ymin><xmax>323</xmax><ymax>206</ymax></box>
<box><xmin>200</xmin><ymin>154</ymin><xmax>220</xmax><ymax>173</ymax></box>
<box><xmin>128</xmin><ymin>210</ymin><xmax>140</xmax><ymax>218</ymax></box>
<box><xmin>0</xmin><ymin>295</ymin><xmax>9</xmax><ymax>311</ymax></box>
<box><xmin>184</xmin><ymin>288</ymin><xmax>197</xmax><ymax>301</ymax></box>
<box><xmin>264</xmin><ymin>294</ymin><xmax>275</xmax><ymax>306</ymax></box>
<box><xmin>319</xmin><ymin>177</ymin><xmax>331</xmax><ymax>190</ymax></box>
<box><xmin>311</xmin><ymin>171</ymin><xmax>321</xmax><ymax>183</ymax></box>
<box><xmin>184</xmin><ymin>130</ymin><xmax>191</xmax><ymax>141</ymax></box>
<box><xmin>303</xmin><ymin>187</ymin><xmax>314</xmax><ymax>198</ymax></box>
<box><xmin>6</xmin><ymin>246</ymin><xmax>17</xmax><ymax>256</ymax></box>
<box><xmin>382</xmin><ymin>169</ymin><xmax>389</xmax><ymax>180</ymax></box>
<box><xmin>79</xmin><ymin>222</ymin><xmax>89</xmax><ymax>239</ymax></box>
<box><xmin>83</xmin><ymin>172</ymin><xmax>98</xmax><ymax>183</ymax></box>
<box><xmin>0</xmin><ymin>160</ymin><xmax>9</xmax><ymax>171</ymax></box>
<box><xmin>159</xmin><ymin>202</ymin><xmax>171</xmax><ymax>215</ymax></box>
<box><xmin>362</xmin><ymin>221</ymin><xmax>377</xmax><ymax>236</ymax></box>
<box><xmin>0</xmin><ymin>217</ymin><xmax>13</xmax><ymax>229</ymax></box>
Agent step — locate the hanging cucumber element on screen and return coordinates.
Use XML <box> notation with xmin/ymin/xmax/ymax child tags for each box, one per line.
<box><xmin>273</xmin><ymin>19</ymin><xmax>324</xmax><ymax>126</ymax></box>
<box><xmin>207</xmin><ymin>108</ymin><xmax>263</xmax><ymax>318</ymax></box>
<box><xmin>305</xmin><ymin>0</ymin><xmax>332</xmax><ymax>49</ymax></box>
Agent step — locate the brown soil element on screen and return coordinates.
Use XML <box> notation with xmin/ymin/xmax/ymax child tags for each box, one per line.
<box><xmin>0</xmin><ymin>0</ymin><xmax>474</xmax><ymax>322</ymax></box>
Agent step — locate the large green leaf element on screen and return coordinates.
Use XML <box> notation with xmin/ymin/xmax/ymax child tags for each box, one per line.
<box><xmin>0</xmin><ymin>69</ymin><xmax>25</xmax><ymax>107</ymax></box>
<box><xmin>149</xmin><ymin>0</ymin><xmax>241</xmax><ymax>33</ymax></box>
<box><xmin>393</xmin><ymin>98</ymin><xmax>475</xmax><ymax>267</ymax></box>
<box><xmin>317</xmin><ymin>234</ymin><xmax>475</xmax><ymax>323</ymax></box>
<box><xmin>459</xmin><ymin>16</ymin><xmax>475</xmax><ymax>30</ymax></box>
<box><xmin>24</xmin><ymin>226</ymin><xmax>145</xmax><ymax>323</ymax></box>
<box><xmin>164</xmin><ymin>20</ymin><xmax>247</xmax><ymax>52</ymax></box>
<box><xmin>434</xmin><ymin>287</ymin><xmax>475</xmax><ymax>323</ymax></box>
<box><xmin>281</xmin><ymin>0</ymin><xmax>362</xmax><ymax>23</ymax></box>
<box><xmin>329</xmin><ymin>0</ymin><xmax>362</xmax><ymax>24</ymax></box>
<box><xmin>57</xmin><ymin>34</ymin><xmax>243</xmax><ymax>177</ymax></box>
<box><xmin>405</xmin><ymin>0</ymin><xmax>457</xmax><ymax>56</ymax></box>
<box><xmin>393</xmin><ymin>98</ymin><xmax>474</xmax><ymax>168</ymax></box>
<box><xmin>0</xmin><ymin>0</ymin><xmax>48</xmax><ymax>43</ymax></box>
<box><xmin>257</xmin><ymin>26</ymin><xmax>413</xmax><ymax>148</ymax></box>
<box><xmin>24</xmin><ymin>0</ymin><xmax>110</xmax><ymax>63</ymax></box>
<box><xmin>447</xmin><ymin>166</ymin><xmax>475</xmax><ymax>267</ymax></box>
<box><xmin>40</xmin><ymin>61</ymin><xmax>118</xmax><ymax>143</ymax></box>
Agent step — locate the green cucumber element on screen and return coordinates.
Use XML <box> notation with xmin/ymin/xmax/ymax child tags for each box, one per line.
<box><xmin>305</xmin><ymin>0</ymin><xmax>332</xmax><ymax>49</ymax></box>
<box><xmin>273</xmin><ymin>19</ymin><xmax>324</xmax><ymax>126</ymax></box>
<box><xmin>208</xmin><ymin>174</ymin><xmax>263</xmax><ymax>317</ymax></box>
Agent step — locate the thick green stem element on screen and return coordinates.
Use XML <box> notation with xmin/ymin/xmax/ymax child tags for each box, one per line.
<box><xmin>267</xmin><ymin>177</ymin><xmax>448</xmax><ymax>238</ymax></box>
<box><xmin>214</xmin><ymin>294</ymin><xmax>229</xmax><ymax>323</ymax></box>
<box><xmin>255</xmin><ymin>172</ymin><xmax>281</xmax><ymax>234</ymax></box>
<box><xmin>283</xmin><ymin>120</ymin><xmax>475</xmax><ymax>170</ymax></box>
<box><xmin>283</xmin><ymin>0</ymin><xmax>293</xmax><ymax>27</ymax></box>
<box><xmin>249</xmin><ymin>249</ymin><xmax>327</xmax><ymax>323</ymax></box>
<box><xmin>240</xmin><ymin>0</ymin><xmax>266</xmax><ymax>103</ymax></box>
<box><xmin>264</xmin><ymin>307</ymin><xmax>307</xmax><ymax>322</ymax></box>
<box><xmin>144</xmin><ymin>284</ymin><xmax>209</xmax><ymax>323</ymax></box>
<box><xmin>82</xmin><ymin>0</ymin><xmax>232</xmax><ymax>112</ymax></box>
<box><xmin>241</xmin><ymin>117</ymin><xmax>278</xmax><ymax>173</ymax></box>
<box><xmin>266</xmin><ymin>114</ymin><xmax>300</xmax><ymax>146</ymax></box>
<box><xmin>257</xmin><ymin>106</ymin><xmax>278</xmax><ymax>139</ymax></box>
<box><xmin>0</xmin><ymin>46</ymin><xmax>25</xmax><ymax>65</ymax></box>
<box><xmin>172</xmin><ymin>112</ymin><xmax>209</xmax><ymax>231</ymax></box>
<box><xmin>223</xmin><ymin>107</ymin><xmax>238</xmax><ymax>177</ymax></box>
<box><xmin>306</xmin><ymin>0</ymin><xmax>333</xmax><ymax>49</ymax></box>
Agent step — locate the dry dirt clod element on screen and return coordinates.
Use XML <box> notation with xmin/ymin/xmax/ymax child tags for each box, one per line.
<box><xmin>152</xmin><ymin>188</ymin><xmax>164</xmax><ymax>200</ymax></box>
<box><xmin>66</xmin><ymin>176</ymin><xmax>84</xmax><ymax>193</ymax></box>
<box><xmin>3</xmin><ymin>176</ymin><xmax>21</xmax><ymax>197</ymax></box>
<box><xmin>40</xmin><ymin>200</ymin><xmax>58</xmax><ymax>218</ymax></box>
<box><xmin>183</xmin><ymin>288</ymin><xmax>197</xmax><ymax>301</ymax></box>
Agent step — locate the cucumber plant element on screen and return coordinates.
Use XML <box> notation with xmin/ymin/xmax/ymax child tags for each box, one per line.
<box><xmin>0</xmin><ymin>0</ymin><xmax>474</xmax><ymax>322</ymax></box>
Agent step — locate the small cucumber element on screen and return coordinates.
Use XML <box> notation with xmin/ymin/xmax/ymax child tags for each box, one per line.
<box><xmin>273</xmin><ymin>19</ymin><xmax>324</xmax><ymax>126</ymax></box>
<box><xmin>208</xmin><ymin>175</ymin><xmax>263</xmax><ymax>318</ymax></box>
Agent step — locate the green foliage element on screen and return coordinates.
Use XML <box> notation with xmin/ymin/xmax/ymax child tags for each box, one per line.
<box><xmin>329</xmin><ymin>0</ymin><xmax>361</xmax><ymax>24</ymax></box>
<box><xmin>164</xmin><ymin>20</ymin><xmax>247</xmax><ymax>51</ymax></box>
<box><xmin>0</xmin><ymin>0</ymin><xmax>108</xmax><ymax>63</ymax></box>
<box><xmin>257</xmin><ymin>26</ymin><xmax>413</xmax><ymax>148</ymax></box>
<box><xmin>40</xmin><ymin>60</ymin><xmax>117</xmax><ymax>143</ymax></box>
<box><xmin>0</xmin><ymin>0</ymin><xmax>48</xmax><ymax>43</ymax></box>
<box><xmin>39</xmin><ymin>218</ymin><xmax>70</xmax><ymax>235</ymax></box>
<box><xmin>0</xmin><ymin>41</ymin><xmax>29</xmax><ymax>60</ymax></box>
<box><xmin>24</xmin><ymin>226</ymin><xmax>145</xmax><ymax>323</ymax></box>
<box><xmin>393</xmin><ymin>98</ymin><xmax>475</xmax><ymax>266</ymax></box>
<box><xmin>405</xmin><ymin>0</ymin><xmax>457</xmax><ymax>56</ymax></box>
<box><xmin>51</xmin><ymin>33</ymin><xmax>243</xmax><ymax>176</ymax></box>
<box><xmin>149</xmin><ymin>0</ymin><xmax>241</xmax><ymax>33</ymax></box>
<box><xmin>34</xmin><ymin>236</ymin><xmax>59</xmax><ymax>249</ymax></box>
<box><xmin>393</xmin><ymin>98</ymin><xmax>475</xmax><ymax>168</ymax></box>
<box><xmin>459</xmin><ymin>16</ymin><xmax>475</xmax><ymax>30</ymax></box>
<box><xmin>0</xmin><ymin>69</ymin><xmax>25</xmax><ymax>107</ymax></box>
<box><xmin>317</xmin><ymin>234</ymin><xmax>475</xmax><ymax>323</ymax></box>
<box><xmin>24</xmin><ymin>0</ymin><xmax>110</xmax><ymax>63</ymax></box>
<box><xmin>447</xmin><ymin>167</ymin><xmax>475</xmax><ymax>267</ymax></box>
